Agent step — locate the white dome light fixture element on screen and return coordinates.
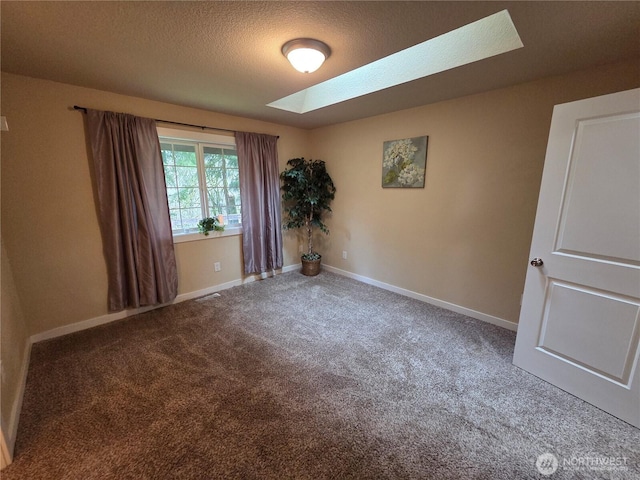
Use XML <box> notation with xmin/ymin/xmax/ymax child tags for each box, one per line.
<box><xmin>282</xmin><ymin>38</ymin><xmax>331</xmax><ymax>73</ymax></box>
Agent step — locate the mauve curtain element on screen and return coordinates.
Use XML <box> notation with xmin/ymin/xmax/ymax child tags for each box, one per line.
<box><xmin>235</xmin><ymin>132</ymin><xmax>283</xmax><ymax>274</ymax></box>
<box><xmin>86</xmin><ymin>109</ymin><xmax>178</xmax><ymax>311</ymax></box>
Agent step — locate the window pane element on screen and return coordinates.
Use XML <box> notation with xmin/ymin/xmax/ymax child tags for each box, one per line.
<box><xmin>225</xmin><ymin>151</ymin><xmax>238</xmax><ymax>168</ymax></box>
<box><xmin>175</xmin><ymin>166</ymin><xmax>199</xmax><ymax>187</ymax></box>
<box><xmin>228</xmin><ymin>187</ymin><xmax>241</xmax><ymax>206</ymax></box>
<box><xmin>204</xmin><ymin>166</ymin><xmax>224</xmax><ymax>188</ymax></box>
<box><xmin>181</xmin><ymin>208</ymin><xmax>201</xmax><ymax>230</ymax></box>
<box><xmin>164</xmin><ymin>166</ymin><xmax>177</xmax><ymax>188</ymax></box>
<box><xmin>170</xmin><ymin>144</ymin><xmax>197</xmax><ymax>167</ymax></box>
<box><xmin>166</xmin><ymin>187</ymin><xmax>180</xmax><ymax>209</ymax></box>
<box><xmin>204</xmin><ymin>147</ymin><xmax>224</xmax><ymax>168</ymax></box>
<box><xmin>169</xmin><ymin>210</ymin><xmax>181</xmax><ymax>232</ymax></box>
<box><xmin>161</xmin><ymin>143</ymin><xmax>197</xmax><ymax>166</ymax></box>
<box><xmin>177</xmin><ymin>187</ymin><xmax>201</xmax><ymax>208</ymax></box>
<box><xmin>161</xmin><ymin>147</ymin><xmax>174</xmax><ymax>166</ymax></box>
<box><xmin>227</xmin><ymin>211</ymin><xmax>242</xmax><ymax>226</ymax></box>
<box><xmin>226</xmin><ymin>169</ymin><xmax>239</xmax><ymax>189</ymax></box>
<box><xmin>207</xmin><ymin>188</ymin><xmax>225</xmax><ymax>212</ymax></box>
<box><xmin>173</xmin><ymin>144</ymin><xmax>196</xmax><ymax>152</ymax></box>
<box><xmin>203</xmin><ymin>146</ymin><xmax>223</xmax><ymax>155</ymax></box>
<box><xmin>174</xmin><ymin>151</ymin><xmax>197</xmax><ymax>167</ymax></box>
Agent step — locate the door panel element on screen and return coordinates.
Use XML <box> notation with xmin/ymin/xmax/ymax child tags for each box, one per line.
<box><xmin>555</xmin><ymin>113</ymin><xmax>640</xmax><ymax>263</ymax></box>
<box><xmin>539</xmin><ymin>280</ymin><xmax>639</xmax><ymax>384</ymax></box>
<box><xmin>513</xmin><ymin>88</ymin><xmax>640</xmax><ymax>427</ymax></box>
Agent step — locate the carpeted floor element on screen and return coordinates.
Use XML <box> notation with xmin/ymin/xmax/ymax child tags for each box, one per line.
<box><xmin>4</xmin><ymin>271</ymin><xmax>639</xmax><ymax>479</ymax></box>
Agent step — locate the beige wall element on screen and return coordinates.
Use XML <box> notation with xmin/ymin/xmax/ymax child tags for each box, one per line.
<box><xmin>1</xmin><ymin>73</ymin><xmax>308</xmax><ymax>337</ymax></box>
<box><xmin>309</xmin><ymin>60</ymin><xmax>639</xmax><ymax>323</ymax></box>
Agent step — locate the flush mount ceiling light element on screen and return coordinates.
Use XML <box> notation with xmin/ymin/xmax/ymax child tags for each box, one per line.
<box><xmin>269</xmin><ymin>10</ymin><xmax>523</xmax><ymax>114</ymax></box>
<box><xmin>282</xmin><ymin>38</ymin><xmax>331</xmax><ymax>73</ymax></box>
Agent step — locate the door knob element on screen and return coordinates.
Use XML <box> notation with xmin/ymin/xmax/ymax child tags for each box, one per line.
<box><xmin>530</xmin><ymin>258</ymin><xmax>544</xmax><ymax>267</ymax></box>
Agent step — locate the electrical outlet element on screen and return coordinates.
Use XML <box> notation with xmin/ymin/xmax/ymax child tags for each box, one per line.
<box><xmin>214</xmin><ymin>262</ymin><xmax>221</xmax><ymax>272</ymax></box>
<box><xmin>342</xmin><ymin>250</ymin><xmax>348</xmax><ymax>259</ymax></box>
<box><xmin>299</xmin><ymin>244</ymin><xmax>304</xmax><ymax>253</ymax></box>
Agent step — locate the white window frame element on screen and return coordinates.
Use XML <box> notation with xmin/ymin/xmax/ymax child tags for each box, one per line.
<box><xmin>157</xmin><ymin>126</ymin><xmax>242</xmax><ymax>243</ymax></box>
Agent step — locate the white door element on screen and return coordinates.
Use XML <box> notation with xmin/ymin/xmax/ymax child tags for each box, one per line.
<box><xmin>513</xmin><ymin>88</ymin><xmax>640</xmax><ymax>427</ymax></box>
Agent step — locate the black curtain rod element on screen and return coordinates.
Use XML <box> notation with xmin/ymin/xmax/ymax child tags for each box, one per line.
<box><xmin>73</xmin><ymin>105</ymin><xmax>279</xmax><ymax>138</ymax></box>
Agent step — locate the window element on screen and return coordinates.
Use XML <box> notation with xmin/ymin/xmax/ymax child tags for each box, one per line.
<box><xmin>203</xmin><ymin>146</ymin><xmax>241</xmax><ymax>227</ymax></box>
<box><xmin>157</xmin><ymin>128</ymin><xmax>241</xmax><ymax>236</ymax></box>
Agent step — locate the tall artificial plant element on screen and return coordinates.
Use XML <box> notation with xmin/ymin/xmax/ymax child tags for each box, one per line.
<box><xmin>280</xmin><ymin>158</ymin><xmax>336</xmax><ymax>260</ymax></box>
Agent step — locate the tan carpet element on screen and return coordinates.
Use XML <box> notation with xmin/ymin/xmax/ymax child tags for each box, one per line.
<box><xmin>4</xmin><ymin>271</ymin><xmax>639</xmax><ymax>479</ymax></box>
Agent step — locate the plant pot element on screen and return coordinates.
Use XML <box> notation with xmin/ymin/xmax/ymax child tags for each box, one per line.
<box><xmin>301</xmin><ymin>256</ymin><xmax>322</xmax><ymax>276</ymax></box>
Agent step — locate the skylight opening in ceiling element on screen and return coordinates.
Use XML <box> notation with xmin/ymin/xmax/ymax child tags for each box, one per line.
<box><xmin>267</xmin><ymin>10</ymin><xmax>523</xmax><ymax>114</ymax></box>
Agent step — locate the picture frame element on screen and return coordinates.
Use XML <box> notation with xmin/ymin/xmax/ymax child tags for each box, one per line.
<box><xmin>381</xmin><ymin>136</ymin><xmax>428</xmax><ymax>188</ymax></box>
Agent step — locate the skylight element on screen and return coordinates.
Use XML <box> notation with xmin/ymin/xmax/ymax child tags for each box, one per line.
<box><xmin>267</xmin><ymin>10</ymin><xmax>523</xmax><ymax>114</ymax></box>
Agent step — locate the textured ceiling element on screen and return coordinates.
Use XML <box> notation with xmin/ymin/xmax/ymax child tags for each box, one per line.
<box><xmin>2</xmin><ymin>1</ymin><xmax>639</xmax><ymax>129</ymax></box>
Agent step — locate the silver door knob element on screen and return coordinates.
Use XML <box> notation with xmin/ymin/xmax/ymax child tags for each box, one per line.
<box><xmin>530</xmin><ymin>258</ymin><xmax>544</xmax><ymax>267</ymax></box>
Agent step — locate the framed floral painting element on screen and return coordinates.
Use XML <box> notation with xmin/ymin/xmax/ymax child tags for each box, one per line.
<box><xmin>381</xmin><ymin>136</ymin><xmax>428</xmax><ymax>188</ymax></box>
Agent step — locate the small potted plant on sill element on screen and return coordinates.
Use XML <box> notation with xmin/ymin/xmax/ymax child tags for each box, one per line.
<box><xmin>280</xmin><ymin>157</ymin><xmax>336</xmax><ymax>276</ymax></box>
<box><xmin>197</xmin><ymin>216</ymin><xmax>225</xmax><ymax>236</ymax></box>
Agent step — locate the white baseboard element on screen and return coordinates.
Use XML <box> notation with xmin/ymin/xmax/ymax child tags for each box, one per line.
<box><xmin>30</xmin><ymin>305</ymin><xmax>159</xmax><ymax>344</ymax></box>
<box><xmin>31</xmin><ymin>264</ymin><xmax>302</xmax><ymax>345</ymax></box>
<box><xmin>322</xmin><ymin>264</ymin><xmax>518</xmax><ymax>331</ymax></box>
<box><xmin>174</xmin><ymin>263</ymin><xmax>301</xmax><ymax>303</ymax></box>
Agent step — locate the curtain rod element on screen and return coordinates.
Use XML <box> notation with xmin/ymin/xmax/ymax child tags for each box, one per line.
<box><xmin>73</xmin><ymin>106</ymin><xmax>279</xmax><ymax>138</ymax></box>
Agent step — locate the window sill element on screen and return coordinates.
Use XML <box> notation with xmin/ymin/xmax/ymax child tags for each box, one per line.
<box><xmin>173</xmin><ymin>227</ymin><xmax>242</xmax><ymax>244</ymax></box>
